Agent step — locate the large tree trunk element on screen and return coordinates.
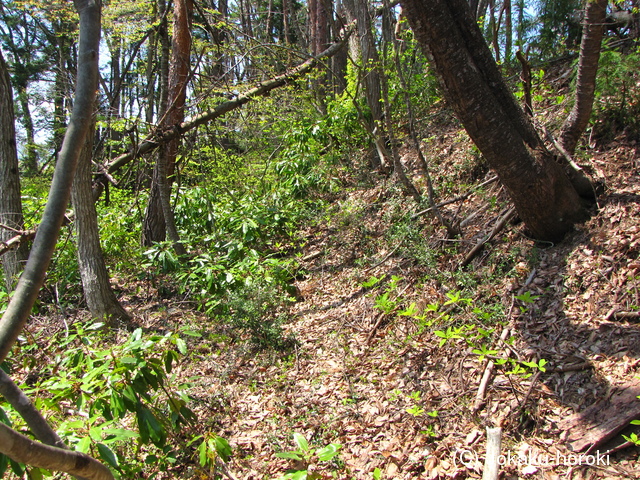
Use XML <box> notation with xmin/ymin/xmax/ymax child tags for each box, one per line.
<box><xmin>401</xmin><ymin>0</ymin><xmax>590</xmax><ymax>242</ymax></box>
<box><xmin>0</xmin><ymin>51</ymin><xmax>28</xmax><ymax>292</ymax></box>
<box><xmin>558</xmin><ymin>0</ymin><xmax>607</xmax><ymax>155</ymax></box>
<box><xmin>142</xmin><ymin>0</ymin><xmax>192</xmax><ymax>254</ymax></box>
<box><xmin>71</xmin><ymin>111</ymin><xmax>130</xmax><ymax>322</ymax></box>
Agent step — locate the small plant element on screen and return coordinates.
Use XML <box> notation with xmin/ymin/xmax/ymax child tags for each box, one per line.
<box><xmin>515</xmin><ymin>291</ymin><xmax>540</xmax><ymax>313</ymax></box>
<box><xmin>472</xmin><ymin>344</ymin><xmax>499</xmax><ymax>361</ymax></box>
<box><xmin>434</xmin><ymin>325</ymin><xmax>468</xmax><ymax>347</ymax></box>
<box><xmin>276</xmin><ymin>433</ymin><xmax>342</xmax><ymax>479</ymax></box>
<box><xmin>406</xmin><ymin>404</ymin><xmax>425</xmax><ymax>417</ymax></box>
<box><xmin>521</xmin><ymin>358</ymin><xmax>548</xmax><ymax>373</ymax></box>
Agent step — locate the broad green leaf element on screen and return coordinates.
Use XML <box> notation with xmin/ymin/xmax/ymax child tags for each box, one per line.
<box><xmin>292</xmin><ymin>433</ymin><xmax>309</xmax><ymax>452</ymax></box>
<box><xmin>97</xmin><ymin>443</ymin><xmax>119</xmax><ymax>469</ymax></box>
<box><xmin>316</xmin><ymin>443</ymin><xmax>341</xmax><ymax>462</ymax></box>
<box><xmin>75</xmin><ymin>437</ymin><xmax>91</xmax><ymax>454</ymax></box>
<box><xmin>214</xmin><ymin>436</ymin><xmax>232</xmax><ymax>462</ymax></box>
<box><xmin>175</xmin><ymin>338</ymin><xmax>187</xmax><ymax>355</ymax></box>
<box><xmin>198</xmin><ymin>440</ymin><xmax>208</xmax><ymax>466</ymax></box>
<box><xmin>0</xmin><ymin>453</ymin><xmax>9</xmax><ymax>477</ymax></box>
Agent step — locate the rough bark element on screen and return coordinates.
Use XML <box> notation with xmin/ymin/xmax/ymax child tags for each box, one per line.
<box><xmin>401</xmin><ymin>0</ymin><xmax>589</xmax><ymax>242</ymax></box>
<box><xmin>558</xmin><ymin>0</ymin><xmax>607</xmax><ymax>155</ymax></box>
<box><xmin>71</xmin><ymin>110</ymin><xmax>131</xmax><ymax>322</ymax></box>
<box><xmin>0</xmin><ymin>0</ymin><xmax>101</xmax><ymax>363</ymax></box>
<box><xmin>0</xmin><ymin>50</ymin><xmax>28</xmax><ymax>292</ymax></box>
<box><xmin>343</xmin><ymin>0</ymin><xmax>384</xmax><ymax>155</ymax></box>
<box><xmin>142</xmin><ymin>0</ymin><xmax>192</xmax><ymax>253</ymax></box>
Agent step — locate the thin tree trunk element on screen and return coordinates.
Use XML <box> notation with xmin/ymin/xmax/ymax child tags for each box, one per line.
<box><xmin>142</xmin><ymin>0</ymin><xmax>171</xmax><ymax>246</ymax></box>
<box><xmin>71</xmin><ymin>110</ymin><xmax>131</xmax><ymax>323</ymax></box>
<box><xmin>344</xmin><ymin>0</ymin><xmax>384</xmax><ymax>168</ymax></box>
<box><xmin>558</xmin><ymin>0</ymin><xmax>607</xmax><ymax>156</ymax></box>
<box><xmin>16</xmin><ymin>85</ymin><xmax>39</xmax><ymax>175</ymax></box>
<box><xmin>142</xmin><ymin>0</ymin><xmax>192</xmax><ymax>255</ymax></box>
<box><xmin>401</xmin><ymin>0</ymin><xmax>590</xmax><ymax>242</ymax></box>
<box><xmin>0</xmin><ymin>0</ymin><xmax>101</xmax><ymax>363</ymax></box>
<box><xmin>0</xmin><ymin>51</ymin><xmax>28</xmax><ymax>292</ymax></box>
<box><xmin>0</xmin><ymin>3</ymin><xmax>114</xmax><ymax>478</ymax></box>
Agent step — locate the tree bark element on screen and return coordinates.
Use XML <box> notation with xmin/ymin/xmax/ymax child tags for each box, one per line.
<box><xmin>0</xmin><ymin>0</ymin><xmax>101</xmax><ymax>363</ymax></box>
<box><xmin>142</xmin><ymin>0</ymin><xmax>192</xmax><ymax>254</ymax></box>
<box><xmin>71</xmin><ymin>109</ymin><xmax>131</xmax><ymax>322</ymax></box>
<box><xmin>401</xmin><ymin>0</ymin><xmax>590</xmax><ymax>242</ymax></box>
<box><xmin>0</xmin><ymin>50</ymin><xmax>28</xmax><ymax>292</ymax></box>
<box><xmin>344</xmin><ymin>0</ymin><xmax>384</xmax><ymax>168</ymax></box>
<box><xmin>558</xmin><ymin>0</ymin><xmax>607</xmax><ymax>155</ymax></box>
<box><xmin>0</xmin><ymin>2</ymin><xmax>114</xmax><ymax>479</ymax></box>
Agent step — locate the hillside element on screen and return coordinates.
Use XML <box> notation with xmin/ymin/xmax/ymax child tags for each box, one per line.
<box><xmin>42</xmin><ymin>105</ymin><xmax>636</xmax><ymax>479</ymax></box>
<box><xmin>178</xmin><ymin>129</ymin><xmax>639</xmax><ymax>479</ymax></box>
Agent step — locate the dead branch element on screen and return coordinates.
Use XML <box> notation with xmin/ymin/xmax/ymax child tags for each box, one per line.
<box><xmin>0</xmin><ymin>423</ymin><xmax>113</xmax><ymax>480</ymax></box>
<box><xmin>482</xmin><ymin>427</ymin><xmax>502</xmax><ymax>480</ymax></box>
<box><xmin>460</xmin><ymin>207</ymin><xmax>516</xmax><ymax>268</ymax></box>
<box><xmin>411</xmin><ymin>176</ymin><xmax>498</xmax><ymax>220</ymax></box>
<box><xmin>473</xmin><ymin>327</ymin><xmax>510</xmax><ymax>413</ymax></box>
<box><xmin>0</xmin><ymin>229</ymin><xmax>36</xmax><ymax>258</ymax></box>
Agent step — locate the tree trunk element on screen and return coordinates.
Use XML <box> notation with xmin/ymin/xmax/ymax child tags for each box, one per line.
<box><xmin>344</xmin><ymin>0</ymin><xmax>384</xmax><ymax>168</ymax></box>
<box><xmin>401</xmin><ymin>0</ymin><xmax>589</xmax><ymax>242</ymax></box>
<box><xmin>0</xmin><ymin>0</ymin><xmax>101</xmax><ymax>363</ymax></box>
<box><xmin>71</xmin><ymin>110</ymin><xmax>131</xmax><ymax>323</ymax></box>
<box><xmin>0</xmin><ymin>51</ymin><xmax>28</xmax><ymax>292</ymax></box>
<box><xmin>558</xmin><ymin>0</ymin><xmax>607</xmax><ymax>156</ymax></box>
<box><xmin>16</xmin><ymin>85</ymin><xmax>39</xmax><ymax>175</ymax></box>
<box><xmin>0</xmin><ymin>3</ymin><xmax>114</xmax><ymax>478</ymax></box>
<box><xmin>142</xmin><ymin>0</ymin><xmax>192</xmax><ymax>255</ymax></box>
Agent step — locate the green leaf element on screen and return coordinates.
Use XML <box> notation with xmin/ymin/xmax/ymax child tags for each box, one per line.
<box><xmin>0</xmin><ymin>453</ymin><xmax>9</xmax><ymax>477</ymax></box>
<box><xmin>9</xmin><ymin>458</ymin><xmax>24</xmax><ymax>477</ymax></box>
<box><xmin>292</xmin><ymin>433</ymin><xmax>309</xmax><ymax>452</ymax></box>
<box><xmin>316</xmin><ymin>443</ymin><xmax>341</xmax><ymax>462</ymax></box>
<box><xmin>372</xmin><ymin>467</ymin><xmax>382</xmax><ymax>480</ymax></box>
<box><xmin>97</xmin><ymin>443</ymin><xmax>119</xmax><ymax>469</ymax></box>
<box><xmin>101</xmin><ymin>428</ymin><xmax>140</xmax><ymax>444</ymax></box>
<box><xmin>175</xmin><ymin>338</ymin><xmax>187</xmax><ymax>355</ymax></box>
<box><xmin>282</xmin><ymin>471</ymin><xmax>308</xmax><ymax>480</ymax></box>
<box><xmin>214</xmin><ymin>436</ymin><xmax>232</xmax><ymax>462</ymax></box>
<box><xmin>275</xmin><ymin>452</ymin><xmax>303</xmax><ymax>461</ymax></box>
<box><xmin>198</xmin><ymin>440</ymin><xmax>208</xmax><ymax>466</ymax></box>
<box><xmin>75</xmin><ymin>437</ymin><xmax>91</xmax><ymax>454</ymax></box>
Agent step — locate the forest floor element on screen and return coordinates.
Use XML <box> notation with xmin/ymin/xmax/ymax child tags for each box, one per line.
<box><xmin>113</xmin><ymin>121</ymin><xmax>640</xmax><ymax>479</ymax></box>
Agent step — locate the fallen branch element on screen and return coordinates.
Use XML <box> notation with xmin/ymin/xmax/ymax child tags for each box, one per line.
<box><xmin>99</xmin><ymin>27</ymin><xmax>354</xmax><ymax>180</ymax></box>
<box><xmin>460</xmin><ymin>207</ymin><xmax>516</xmax><ymax>268</ymax></box>
<box><xmin>0</xmin><ymin>229</ymin><xmax>37</xmax><ymax>258</ymax></box>
<box><xmin>613</xmin><ymin>311</ymin><xmax>640</xmax><ymax>320</ymax></box>
<box><xmin>473</xmin><ymin>327</ymin><xmax>510</xmax><ymax>413</ymax></box>
<box><xmin>0</xmin><ymin>423</ymin><xmax>113</xmax><ymax>480</ymax></box>
<box><xmin>411</xmin><ymin>176</ymin><xmax>498</xmax><ymax>220</ymax></box>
